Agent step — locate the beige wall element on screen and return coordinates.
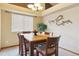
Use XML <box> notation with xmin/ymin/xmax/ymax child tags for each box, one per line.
<box><xmin>33</xmin><ymin>16</ymin><xmax>43</xmax><ymax>30</ymax></box>
<box><xmin>0</xmin><ymin>3</ymin><xmax>43</xmax><ymax>48</ymax></box>
<box><xmin>1</xmin><ymin>10</ymin><xmax>19</xmax><ymax>48</ymax></box>
<box><xmin>0</xmin><ymin>10</ymin><xmax>1</xmax><ymax>50</ymax></box>
<box><xmin>43</xmin><ymin>5</ymin><xmax>79</xmax><ymax>53</ymax></box>
<box><xmin>0</xmin><ymin>10</ymin><xmax>42</xmax><ymax>48</ymax></box>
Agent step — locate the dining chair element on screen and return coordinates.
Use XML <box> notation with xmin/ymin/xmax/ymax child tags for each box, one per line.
<box><xmin>17</xmin><ymin>33</ymin><xmax>29</xmax><ymax>56</ymax></box>
<box><xmin>45</xmin><ymin>32</ymin><xmax>50</xmax><ymax>35</ymax></box>
<box><xmin>36</xmin><ymin>36</ymin><xmax>61</xmax><ymax>56</ymax></box>
<box><xmin>22</xmin><ymin>31</ymin><xmax>31</xmax><ymax>34</ymax></box>
<box><xmin>17</xmin><ymin>33</ymin><xmax>24</xmax><ymax>56</ymax></box>
<box><xmin>23</xmin><ymin>35</ymin><xmax>29</xmax><ymax>56</ymax></box>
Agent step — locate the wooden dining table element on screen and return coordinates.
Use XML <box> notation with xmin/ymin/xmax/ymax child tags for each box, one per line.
<box><xmin>21</xmin><ymin>33</ymin><xmax>49</xmax><ymax>56</ymax></box>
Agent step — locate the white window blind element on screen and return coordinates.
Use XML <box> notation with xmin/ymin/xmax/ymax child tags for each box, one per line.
<box><xmin>11</xmin><ymin>13</ymin><xmax>33</xmax><ymax>32</ymax></box>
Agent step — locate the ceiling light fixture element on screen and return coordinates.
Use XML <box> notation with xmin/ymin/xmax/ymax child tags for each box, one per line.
<box><xmin>27</xmin><ymin>3</ymin><xmax>43</xmax><ymax>11</ymax></box>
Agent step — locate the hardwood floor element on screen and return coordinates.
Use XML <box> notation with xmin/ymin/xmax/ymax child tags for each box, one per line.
<box><xmin>0</xmin><ymin>46</ymin><xmax>78</xmax><ymax>56</ymax></box>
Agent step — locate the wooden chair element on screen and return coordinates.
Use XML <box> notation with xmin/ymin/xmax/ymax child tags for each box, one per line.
<box><xmin>45</xmin><ymin>32</ymin><xmax>53</xmax><ymax>36</ymax></box>
<box><xmin>45</xmin><ymin>32</ymin><xmax>50</xmax><ymax>35</ymax></box>
<box><xmin>17</xmin><ymin>33</ymin><xmax>23</xmax><ymax>56</ymax></box>
<box><xmin>17</xmin><ymin>33</ymin><xmax>29</xmax><ymax>56</ymax></box>
<box><xmin>36</xmin><ymin>36</ymin><xmax>61</xmax><ymax>56</ymax></box>
<box><xmin>23</xmin><ymin>36</ymin><xmax>29</xmax><ymax>56</ymax></box>
<box><xmin>22</xmin><ymin>31</ymin><xmax>31</xmax><ymax>34</ymax></box>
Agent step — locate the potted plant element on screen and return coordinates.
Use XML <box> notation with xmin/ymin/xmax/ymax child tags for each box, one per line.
<box><xmin>37</xmin><ymin>23</ymin><xmax>47</xmax><ymax>33</ymax></box>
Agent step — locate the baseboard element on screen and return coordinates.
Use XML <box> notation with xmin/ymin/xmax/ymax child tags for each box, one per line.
<box><xmin>1</xmin><ymin>45</ymin><xmax>19</xmax><ymax>50</ymax></box>
<box><xmin>59</xmin><ymin>47</ymin><xmax>79</xmax><ymax>55</ymax></box>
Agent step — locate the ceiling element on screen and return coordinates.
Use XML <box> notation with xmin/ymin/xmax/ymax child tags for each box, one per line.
<box><xmin>10</xmin><ymin>3</ymin><xmax>58</xmax><ymax>10</ymax></box>
<box><xmin>45</xmin><ymin>3</ymin><xmax>57</xmax><ymax>9</ymax></box>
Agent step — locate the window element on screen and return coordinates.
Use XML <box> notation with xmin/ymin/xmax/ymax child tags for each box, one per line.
<box><xmin>11</xmin><ymin>13</ymin><xmax>33</xmax><ymax>32</ymax></box>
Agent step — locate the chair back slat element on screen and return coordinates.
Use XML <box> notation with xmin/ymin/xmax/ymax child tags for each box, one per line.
<box><xmin>47</xmin><ymin>36</ymin><xmax>60</xmax><ymax>46</ymax></box>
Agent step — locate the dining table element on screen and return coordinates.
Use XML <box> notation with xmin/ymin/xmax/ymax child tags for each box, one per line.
<box><xmin>21</xmin><ymin>33</ymin><xmax>49</xmax><ymax>56</ymax></box>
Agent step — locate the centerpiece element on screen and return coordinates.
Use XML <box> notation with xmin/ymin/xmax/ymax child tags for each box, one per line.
<box><xmin>37</xmin><ymin>23</ymin><xmax>47</xmax><ymax>34</ymax></box>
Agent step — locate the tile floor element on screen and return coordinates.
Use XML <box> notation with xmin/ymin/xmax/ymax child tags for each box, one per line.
<box><xmin>0</xmin><ymin>46</ymin><xmax>78</xmax><ymax>56</ymax></box>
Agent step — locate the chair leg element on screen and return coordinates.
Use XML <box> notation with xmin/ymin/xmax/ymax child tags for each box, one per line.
<box><xmin>36</xmin><ymin>50</ymin><xmax>39</xmax><ymax>56</ymax></box>
<box><xmin>19</xmin><ymin>44</ymin><xmax>22</xmax><ymax>55</ymax></box>
<box><xmin>20</xmin><ymin>44</ymin><xmax>23</xmax><ymax>56</ymax></box>
<box><xmin>55</xmin><ymin>52</ymin><xmax>58</xmax><ymax>56</ymax></box>
<box><xmin>25</xmin><ymin>50</ymin><xmax>27</xmax><ymax>56</ymax></box>
<box><xmin>19</xmin><ymin>45</ymin><xmax>20</xmax><ymax>55</ymax></box>
<box><xmin>24</xmin><ymin>39</ymin><xmax>28</xmax><ymax>56</ymax></box>
<box><xmin>55</xmin><ymin>45</ymin><xmax>58</xmax><ymax>56</ymax></box>
<box><xmin>19</xmin><ymin>42</ymin><xmax>21</xmax><ymax>55</ymax></box>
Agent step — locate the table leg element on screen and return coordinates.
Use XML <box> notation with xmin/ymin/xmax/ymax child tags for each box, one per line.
<box><xmin>20</xmin><ymin>43</ymin><xmax>23</xmax><ymax>56</ymax></box>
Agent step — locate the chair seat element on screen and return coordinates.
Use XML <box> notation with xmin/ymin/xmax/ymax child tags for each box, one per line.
<box><xmin>36</xmin><ymin>45</ymin><xmax>55</xmax><ymax>55</ymax></box>
<box><xmin>38</xmin><ymin>43</ymin><xmax>46</xmax><ymax>48</ymax></box>
<box><xmin>47</xmin><ymin>47</ymin><xmax>55</xmax><ymax>55</ymax></box>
